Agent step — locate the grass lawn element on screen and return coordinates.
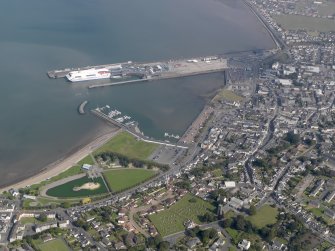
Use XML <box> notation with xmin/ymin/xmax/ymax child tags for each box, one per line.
<box><xmin>20</xmin><ymin>217</ymin><xmax>53</xmax><ymax>225</ymax></box>
<box><xmin>23</xmin><ymin>196</ymin><xmax>82</xmax><ymax>209</ymax></box>
<box><xmin>273</xmin><ymin>14</ymin><xmax>335</xmax><ymax>32</ymax></box>
<box><xmin>226</xmin><ymin>228</ymin><xmax>240</xmax><ymax>244</ymax></box>
<box><xmin>309</xmin><ymin>207</ymin><xmax>323</xmax><ymax>217</ymax></box>
<box><xmin>149</xmin><ymin>194</ymin><xmax>216</xmax><ymax>237</ymax></box>
<box><xmin>215</xmin><ymin>89</ymin><xmax>244</xmax><ymax>102</ymax></box>
<box><xmin>103</xmin><ymin>168</ymin><xmax>156</xmax><ymax>192</ymax></box>
<box><xmin>78</xmin><ymin>155</ymin><xmax>95</xmax><ymax>166</ymax></box>
<box><xmin>274</xmin><ymin>237</ymin><xmax>288</xmax><ymax>245</ymax></box>
<box><xmin>225</xmin><ymin>210</ymin><xmax>236</xmax><ymax>219</ymax></box>
<box><xmin>23</xmin><ymin>199</ymin><xmax>35</xmax><ymax>208</ymax></box>
<box><xmin>226</xmin><ymin>227</ymin><xmax>263</xmax><ymax>245</ymax></box>
<box><xmin>247</xmin><ymin>204</ymin><xmax>278</xmax><ymax>228</ymax></box>
<box><xmin>308</xmin><ymin>207</ymin><xmax>334</xmax><ymax>225</ymax></box>
<box><xmin>46</xmin><ymin>176</ymin><xmax>108</xmax><ymax>198</ymax></box>
<box><xmin>29</xmin><ymin>166</ymin><xmax>83</xmax><ymax>191</ymax></box>
<box><xmin>94</xmin><ymin>131</ymin><xmax>158</xmax><ymax>160</ymax></box>
<box><xmin>319</xmin><ymin>241</ymin><xmax>332</xmax><ymax>251</ymax></box>
<box><xmin>212</xmin><ymin>169</ymin><xmax>223</xmax><ymax>177</ymax></box>
<box><xmin>38</xmin><ymin>238</ymin><xmax>70</xmax><ymax>251</ymax></box>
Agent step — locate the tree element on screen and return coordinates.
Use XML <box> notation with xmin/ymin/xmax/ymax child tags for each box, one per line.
<box><xmin>202</xmin><ymin>212</ymin><xmax>216</xmax><ymax>222</ymax></box>
<box><xmin>222</xmin><ymin>218</ymin><xmax>233</xmax><ymax>228</ymax></box>
<box><xmin>146</xmin><ymin>237</ymin><xmax>157</xmax><ymax>248</ymax></box>
<box><xmin>287</xmin><ymin>221</ymin><xmax>299</xmax><ymax>232</ymax></box>
<box><xmin>234</xmin><ymin>215</ymin><xmax>246</xmax><ymax>231</ymax></box>
<box><xmin>153</xmin><ymin>235</ymin><xmax>163</xmax><ymax>246</ymax></box>
<box><xmin>38</xmin><ymin>213</ymin><xmax>47</xmax><ymax>222</ymax></box>
<box><xmin>259</xmin><ymin>227</ymin><xmax>270</xmax><ymax>239</ymax></box>
<box><xmin>208</xmin><ymin>228</ymin><xmax>218</xmax><ymax>239</ymax></box>
<box><xmin>244</xmin><ymin>221</ymin><xmax>254</xmax><ymax>234</ymax></box>
<box><xmin>285</xmin><ymin>131</ymin><xmax>300</xmax><ymax>145</ymax></box>
<box><xmin>249</xmin><ymin>205</ymin><xmax>257</xmax><ymax>216</ymax></box>
<box><xmin>61</xmin><ymin>201</ymin><xmax>71</xmax><ymax>208</ymax></box>
<box><xmin>175</xmin><ymin>181</ymin><xmax>191</xmax><ymax>190</ymax></box>
<box><xmin>158</xmin><ymin>241</ymin><xmax>169</xmax><ymax>251</ymax></box>
<box><xmin>253</xmin><ymin>158</ymin><xmax>267</xmax><ymax>168</ymax></box>
<box><xmin>200</xmin><ymin>229</ymin><xmax>210</xmax><ymax>244</ymax></box>
<box><xmin>185</xmin><ymin>226</ymin><xmax>201</xmax><ymax>238</ymax></box>
<box><xmin>209</xmin><ymin>190</ymin><xmax>219</xmax><ymax>200</ymax></box>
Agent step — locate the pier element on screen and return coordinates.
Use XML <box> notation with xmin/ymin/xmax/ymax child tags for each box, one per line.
<box><xmin>47</xmin><ymin>56</ymin><xmax>228</xmax><ymax>88</ymax></box>
<box><xmin>78</xmin><ymin>101</ymin><xmax>88</xmax><ymax>114</ymax></box>
<box><xmin>91</xmin><ymin>109</ymin><xmax>189</xmax><ymax>149</ymax></box>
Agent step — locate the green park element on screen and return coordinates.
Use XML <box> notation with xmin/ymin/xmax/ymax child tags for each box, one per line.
<box><xmin>149</xmin><ymin>194</ymin><xmax>216</xmax><ymax>236</ymax></box>
<box><xmin>94</xmin><ymin>131</ymin><xmax>158</xmax><ymax>160</ymax></box>
<box><xmin>34</xmin><ymin>238</ymin><xmax>70</xmax><ymax>251</ymax></box>
<box><xmin>46</xmin><ymin>176</ymin><xmax>108</xmax><ymax>198</ymax></box>
<box><xmin>247</xmin><ymin>204</ymin><xmax>279</xmax><ymax>228</ymax></box>
<box><xmin>23</xmin><ymin>131</ymin><xmax>161</xmax><ymax>204</ymax></box>
<box><xmin>103</xmin><ymin>168</ymin><xmax>157</xmax><ymax>192</ymax></box>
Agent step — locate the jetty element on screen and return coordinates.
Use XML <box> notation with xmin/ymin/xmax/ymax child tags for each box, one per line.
<box><xmin>78</xmin><ymin>101</ymin><xmax>88</xmax><ymax>114</ymax></box>
<box><xmin>47</xmin><ymin>56</ymin><xmax>228</xmax><ymax>88</ymax></box>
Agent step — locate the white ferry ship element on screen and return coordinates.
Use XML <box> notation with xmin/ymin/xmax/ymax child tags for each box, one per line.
<box><xmin>66</xmin><ymin>68</ymin><xmax>111</xmax><ymax>82</ymax></box>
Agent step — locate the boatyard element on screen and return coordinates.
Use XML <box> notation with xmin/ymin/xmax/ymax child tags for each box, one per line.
<box><xmin>47</xmin><ymin>56</ymin><xmax>228</xmax><ymax>88</ymax></box>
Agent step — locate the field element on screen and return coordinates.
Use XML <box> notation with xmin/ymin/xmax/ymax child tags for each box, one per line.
<box><xmin>214</xmin><ymin>89</ymin><xmax>244</xmax><ymax>102</ymax></box>
<box><xmin>149</xmin><ymin>194</ymin><xmax>216</xmax><ymax>236</ymax></box>
<box><xmin>94</xmin><ymin>131</ymin><xmax>158</xmax><ymax>160</ymax></box>
<box><xmin>46</xmin><ymin>176</ymin><xmax>108</xmax><ymax>198</ymax></box>
<box><xmin>103</xmin><ymin>169</ymin><xmax>156</xmax><ymax>192</ymax></box>
<box><xmin>37</xmin><ymin>238</ymin><xmax>70</xmax><ymax>251</ymax></box>
<box><xmin>273</xmin><ymin>14</ymin><xmax>335</xmax><ymax>32</ymax></box>
<box><xmin>247</xmin><ymin>204</ymin><xmax>278</xmax><ymax>228</ymax></box>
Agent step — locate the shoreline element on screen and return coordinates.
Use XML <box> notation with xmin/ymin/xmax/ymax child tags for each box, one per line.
<box><xmin>1</xmin><ymin>8</ymin><xmax>279</xmax><ymax>193</ymax></box>
<box><xmin>0</xmin><ymin>128</ymin><xmax>121</xmax><ymax>193</ymax></box>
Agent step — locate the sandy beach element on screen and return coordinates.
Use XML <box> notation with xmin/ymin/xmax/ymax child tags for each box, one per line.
<box><xmin>0</xmin><ymin>128</ymin><xmax>121</xmax><ymax>193</ymax></box>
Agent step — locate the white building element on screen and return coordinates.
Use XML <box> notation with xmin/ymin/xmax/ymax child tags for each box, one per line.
<box><xmin>82</xmin><ymin>164</ymin><xmax>92</xmax><ymax>171</ymax></box>
<box><xmin>224</xmin><ymin>181</ymin><xmax>236</xmax><ymax>188</ymax></box>
<box><xmin>228</xmin><ymin>197</ymin><xmax>244</xmax><ymax>209</ymax></box>
<box><xmin>238</xmin><ymin>239</ymin><xmax>251</xmax><ymax>250</ymax></box>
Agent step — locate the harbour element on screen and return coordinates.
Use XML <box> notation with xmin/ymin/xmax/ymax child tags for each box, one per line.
<box><xmin>0</xmin><ymin>0</ymin><xmax>276</xmax><ymax>187</ymax></box>
<box><xmin>47</xmin><ymin>56</ymin><xmax>228</xmax><ymax>88</ymax></box>
<box><xmin>91</xmin><ymin>107</ymin><xmax>189</xmax><ymax>149</ymax></box>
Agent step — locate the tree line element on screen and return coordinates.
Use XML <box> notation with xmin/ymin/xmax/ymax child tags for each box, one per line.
<box><xmin>96</xmin><ymin>151</ymin><xmax>169</xmax><ymax>171</ymax></box>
